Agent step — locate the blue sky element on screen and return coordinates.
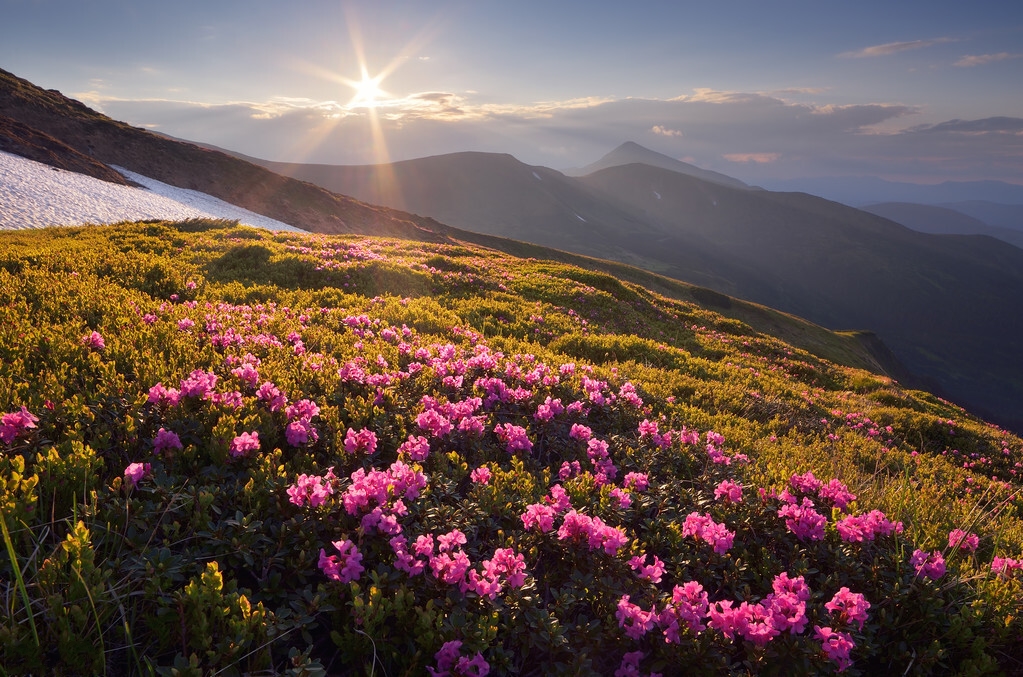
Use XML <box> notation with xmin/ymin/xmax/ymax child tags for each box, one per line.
<box><xmin>3</xmin><ymin>0</ymin><xmax>1022</xmax><ymax>183</ymax></box>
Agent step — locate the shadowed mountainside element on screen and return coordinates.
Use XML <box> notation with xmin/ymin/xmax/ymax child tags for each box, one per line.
<box><xmin>562</xmin><ymin>141</ymin><xmax>751</xmax><ymax>190</ymax></box>
<box><xmin>862</xmin><ymin>202</ymin><xmax>1023</xmax><ymax>250</ymax></box>
<box><xmin>244</xmin><ymin>151</ymin><xmax>1023</xmax><ymax>432</ymax></box>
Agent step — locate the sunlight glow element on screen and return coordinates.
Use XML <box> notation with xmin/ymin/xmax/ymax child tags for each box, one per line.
<box><xmin>345</xmin><ymin>66</ymin><xmax>389</xmax><ymax>109</ymax></box>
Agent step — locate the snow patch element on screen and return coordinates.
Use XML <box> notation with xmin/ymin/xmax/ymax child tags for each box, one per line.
<box><xmin>532</xmin><ymin>171</ymin><xmax>543</xmax><ymax>181</ymax></box>
<box><xmin>574</xmin><ymin>213</ymin><xmax>587</xmax><ymax>223</ymax></box>
<box><xmin>653</xmin><ymin>191</ymin><xmax>661</xmax><ymax>200</ymax></box>
<box><xmin>0</xmin><ymin>150</ymin><xmax>304</xmax><ymax>232</ymax></box>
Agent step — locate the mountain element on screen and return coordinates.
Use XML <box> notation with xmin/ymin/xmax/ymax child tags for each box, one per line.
<box><xmin>564</xmin><ymin>141</ymin><xmax>751</xmax><ymax>189</ymax></box>
<box><xmin>250</xmin><ymin>150</ymin><xmax>1023</xmax><ymax>432</ymax></box>
<box><xmin>757</xmin><ymin>175</ymin><xmax>1023</xmax><ymax>207</ymax></box>
<box><xmin>0</xmin><ymin>67</ymin><xmax>445</xmax><ymax>241</ymax></box>
<box><xmin>938</xmin><ymin>201</ymin><xmax>1023</xmax><ymax>232</ymax></box>
<box><xmin>860</xmin><ymin>202</ymin><xmax>1023</xmax><ymax>250</ymax></box>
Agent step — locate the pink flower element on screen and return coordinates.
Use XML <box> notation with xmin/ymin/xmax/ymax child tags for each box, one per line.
<box><xmin>817</xmin><ymin>479</ymin><xmax>856</xmax><ymax>511</ymax></box>
<box><xmin>659</xmin><ymin>581</ymin><xmax>709</xmax><ymax>642</ymax></box>
<box><xmin>789</xmin><ymin>471</ymin><xmax>822</xmax><ymax>494</ymax></box>
<box><xmin>152</xmin><ymin>428</ymin><xmax>183</xmax><ymax>455</ymax></box>
<box><xmin>628</xmin><ymin>554</ymin><xmax>664</xmax><ymax>584</ymax></box>
<box><xmin>0</xmin><ymin>407</ymin><xmax>39</xmax><ymax>444</ymax></box>
<box><xmin>466</xmin><ymin>547</ymin><xmax>527</xmax><ymax>600</ymax></box>
<box><xmin>123</xmin><ymin>462</ymin><xmax>151</xmax><ymax>489</ymax></box>
<box><xmin>256</xmin><ymin>381</ymin><xmax>288</xmax><ymax>411</ymax></box>
<box><xmin>624</xmin><ymin>472</ymin><xmax>649</xmax><ymax>491</ymax></box>
<box><xmin>147</xmin><ymin>383</ymin><xmax>181</xmax><ymax>407</ymax></box>
<box><xmin>318</xmin><ymin>538</ymin><xmax>364</xmax><ymax>583</ymax></box>
<box><xmin>427</xmin><ymin>640</ymin><xmax>490</xmax><ymax>677</ymax></box>
<box><xmin>616</xmin><ymin>595</ymin><xmax>656</xmax><ymax>639</ymax></box>
<box><xmin>778</xmin><ymin>498</ymin><xmax>827</xmax><ymax>541</ymax></box>
<box><xmin>910</xmin><ymin>549</ymin><xmax>946</xmax><ymax>580</ymax></box>
<box><xmin>569</xmin><ymin>423</ymin><xmax>592</xmax><ymax>441</ymax></box>
<box><xmin>470</xmin><ymin>466</ymin><xmax>492</xmax><ymax>485</ymax></box>
<box><xmin>494</xmin><ymin>423</ymin><xmax>532</xmax><ymax>454</ymax></box>
<box><xmin>417</xmin><ymin>408</ymin><xmax>453</xmax><ymax>438</ymax></box>
<box><xmin>682</xmin><ymin>512</ymin><xmax>734</xmax><ymax>554</ymax></box>
<box><xmin>825</xmin><ymin>587</ymin><xmax>871</xmax><ymax>631</ymax></box>
<box><xmin>81</xmin><ymin>331</ymin><xmax>105</xmax><ymax>349</ymax></box>
<box><xmin>229</xmin><ymin>431</ymin><xmax>260</xmax><ymax>458</ymax></box>
<box><xmin>285</xmin><ymin>418</ymin><xmax>318</xmax><ymax>446</ymax></box>
<box><xmin>948</xmin><ymin>528</ymin><xmax>980</xmax><ymax>553</ymax></box>
<box><xmin>521</xmin><ymin>503</ymin><xmax>557</xmax><ymax>532</ymax></box>
<box><xmin>344</xmin><ymin>428</ymin><xmax>378</xmax><ymax>455</ymax></box>
<box><xmin>398</xmin><ymin>434</ymin><xmax>431</xmax><ymax>461</ymax></box>
<box><xmin>714</xmin><ymin>480</ymin><xmax>743</xmax><ymax>503</ymax></box>
<box><xmin>231</xmin><ymin>362</ymin><xmax>259</xmax><ymax>387</ymax></box>
<box><xmin>286</xmin><ymin>398</ymin><xmax>320</xmax><ymax>422</ymax></box>
<box><xmin>815</xmin><ymin>626</ymin><xmax>855</xmax><ymax>672</ymax></box>
<box><xmin>287</xmin><ymin>469</ymin><xmax>336</xmax><ymax>508</ymax></box>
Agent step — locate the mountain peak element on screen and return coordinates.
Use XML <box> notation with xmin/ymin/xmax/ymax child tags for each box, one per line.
<box><xmin>567</xmin><ymin>141</ymin><xmax>749</xmax><ymax>190</ymax></box>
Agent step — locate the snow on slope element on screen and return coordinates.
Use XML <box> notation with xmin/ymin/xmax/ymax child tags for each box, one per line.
<box><xmin>0</xmin><ymin>150</ymin><xmax>305</xmax><ymax>232</ymax></box>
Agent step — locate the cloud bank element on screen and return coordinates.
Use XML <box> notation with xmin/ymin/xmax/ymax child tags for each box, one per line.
<box><xmin>84</xmin><ymin>89</ymin><xmax>1023</xmax><ymax>184</ymax></box>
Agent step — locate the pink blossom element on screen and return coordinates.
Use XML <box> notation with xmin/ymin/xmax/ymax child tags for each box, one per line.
<box><xmin>229</xmin><ymin>431</ymin><xmax>260</xmax><ymax>458</ymax></box>
<box><xmin>547</xmin><ymin>484</ymin><xmax>572</xmax><ymax>512</ymax></box>
<box><xmin>815</xmin><ymin>626</ymin><xmax>855</xmax><ymax>672</ymax></box>
<box><xmin>427</xmin><ymin>640</ymin><xmax>489</xmax><ymax>677</ymax></box>
<box><xmin>494</xmin><ymin>422</ymin><xmax>532</xmax><ymax>454</ymax></box>
<box><xmin>628</xmin><ymin>554</ymin><xmax>665</xmax><ymax>584</ymax></box>
<box><xmin>714</xmin><ymin>480</ymin><xmax>743</xmax><ymax>503</ymax></box>
<box><xmin>682</xmin><ymin>512</ymin><xmax>735</xmax><ymax>554</ymax></box>
<box><xmin>152</xmin><ymin>428</ymin><xmax>183</xmax><ymax>455</ymax></box>
<box><xmin>286</xmin><ymin>398</ymin><xmax>320</xmax><ymax>422</ymax></box>
<box><xmin>778</xmin><ymin>498</ymin><xmax>827</xmax><ymax>541</ymax></box>
<box><xmin>177</xmin><ymin>318</ymin><xmax>194</xmax><ymax>331</ymax></box>
<box><xmin>765</xmin><ymin>592</ymin><xmax>808</xmax><ymax>635</ymax></box>
<box><xmin>231</xmin><ymin>362</ymin><xmax>259</xmax><ymax>387</ymax></box>
<box><xmin>256</xmin><ymin>382</ymin><xmax>288</xmax><ymax>411</ymax></box>
<box><xmin>659</xmin><ymin>581</ymin><xmax>709</xmax><ymax>642</ymax></box>
<box><xmin>610</xmin><ymin>487</ymin><xmax>633</xmax><ymax>509</ymax></box>
<box><xmin>285</xmin><ymin>418</ymin><xmax>318</xmax><ymax>446</ymax></box>
<box><xmin>521</xmin><ymin>503</ymin><xmax>557</xmax><ymax>532</ymax></box>
<box><xmin>910</xmin><ymin>549</ymin><xmax>946</xmax><ymax>580</ymax></box>
<box><xmin>991</xmin><ymin>556</ymin><xmax>1023</xmax><ymax>577</ymax></box>
<box><xmin>179</xmin><ymin>369</ymin><xmax>218</xmax><ymax>399</ymax></box>
<box><xmin>344</xmin><ymin>427</ymin><xmax>378</xmax><ymax>455</ymax></box>
<box><xmin>123</xmin><ymin>462</ymin><xmax>151</xmax><ymax>489</ymax></box>
<box><xmin>624</xmin><ymin>472</ymin><xmax>649</xmax><ymax>491</ymax></box>
<box><xmin>398</xmin><ymin>434</ymin><xmax>431</xmax><ymax>461</ymax></box>
<box><xmin>559</xmin><ymin>460</ymin><xmax>582</xmax><ymax>480</ymax></box>
<box><xmin>146</xmin><ymin>383</ymin><xmax>181</xmax><ymax>407</ymax></box>
<box><xmin>772</xmin><ymin>572</ymin><xmax>811</xmax><ymax>602</ymax></box>
<box><xmin>81</xmin><ymin>331</ymin><xmax>105</xmax><ymax>349</ymax></box>
<box><xmin>569</xmin><ymin>423</ymin><xmax>593</xmax><ymax>441</ymax></box>
<box><xmin>557</xmin><ymin>510</ymin><xmax>628</xmax><ymax>555</ymax></box>
<box><xmin>825</xmin><ymin>587</ymin><xmax>870</xmax><ymax>631</ymax></box>
<box><xmin>417</xmin><ymin>408</ymin><xmax>453</xmax><ymax>438</ymax></box>
<box><xmin>470</xmin><ymin>466</ymin><xmax>492</xmax><ymax>485</ymax></box>
<box><xmin>0</xmin><ymin>407</ymin><xmax>39</xmax><ymax>444</ymax></box>
<box><xmin>948</xmin><ymin>529</ymin><xmax>980</xmax><ymax>553</ymax></box>
<box><xmin>287</xmin><ymin>469</ymin><xmax>336</xmax><ymax>508</ymax></box>
<box><xmin>318</xmin><ymin>538</ymin><xmax>364</xmax><ymax>583</ymax></box>
<box><xmin>466</xmin><ymin>547</ymin><xmax>527</xmax><ymax>600</ymax></box>
<box><xmin>789</xmin><ymin>471</ymin><xmax>822</xmax><ymax>495</ymax></box>
<box><xmin>616</xmin><ymin>595</ymin><xmax>656</xmax><ymax>639</ymax></box>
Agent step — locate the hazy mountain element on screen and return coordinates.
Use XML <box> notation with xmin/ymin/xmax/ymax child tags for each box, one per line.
<box><xmin>758</xmin><ymin>175</ymin><xmax>1023</xmax><ymax>207</ymax></box>
<box><xmin>254</xmin><ymin>149</ymin><xmax>1023</xmax><ymax>431</ymax></box>
<box><xmin>861</xmin><ymin>202</ymin><xmax>1023</xmax><ymax>250</ymax></box>
<box><xmin>938</xmin><ymin>201</ymin><xmax>1023</xmax><ymax>232</ymax></box>
<box><xmin>564</xmin><ymin>141</ymin><xmax>751</xmax><ymax>189</ymax></box>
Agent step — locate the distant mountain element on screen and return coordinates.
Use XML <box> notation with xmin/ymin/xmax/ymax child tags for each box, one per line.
<box><xmin>938</xmin><ymin>201</ymin><xmax>1023</xmax><ymax>232</ymax></box>
<box><xmin>564</xmin><ymin>141</ymin><xmax>751</xmax><ymax>189</ymax></box>
<box><xmin>861</xmin><ymin>202</ymin><xmax>1023</xmax><ymax>250</ymax></box>
<box><xmin>254</xmin><ymin>150</ymin><xmax>1023</xmax><ymax>431</ymax></box>
<box><xmin>758</xmin><ymin>176</ymin><xmax>1023</xmax><ymax>207</ymax></box>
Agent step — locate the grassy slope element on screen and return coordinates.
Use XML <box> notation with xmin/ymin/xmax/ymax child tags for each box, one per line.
<box><xmin>1</xmin><ymin>221</ymin><xmax>1022</xmax><ymax>675</ymax></box>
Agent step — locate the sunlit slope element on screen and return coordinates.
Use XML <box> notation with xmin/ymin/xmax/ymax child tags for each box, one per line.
<box><xmin>2</xmin><ymin>220</ymin><xmax>1022</xmax><ymax>674</ymax></box>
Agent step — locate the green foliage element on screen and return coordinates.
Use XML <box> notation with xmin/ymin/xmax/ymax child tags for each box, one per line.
<box><xmin>1</xmin><ymin>220</ymin><xmax>1022</xmax><ymax>675</ymax></box>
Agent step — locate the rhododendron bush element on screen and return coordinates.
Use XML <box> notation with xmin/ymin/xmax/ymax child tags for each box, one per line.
<box><xmin>1</xmin><ymin>220</ymin><xmax>1022</xmax><ymax>675</ymax></box>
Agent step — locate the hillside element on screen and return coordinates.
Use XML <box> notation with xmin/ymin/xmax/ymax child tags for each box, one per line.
<box><xmin>241</xmin><ymin>148</ymin><xmax>1023</xmax><ymax>433</ymax></box>
<box><xmin>861</xmin><ymin>202</ymin><xmax>1023</xmax><ymax>250</ymax></box>
<box><xmin>2</xmin><ymin>220</ymin><xmax>1023</xmax><ymax>675</ymax></box>
<box><xmin>0</xmin><ymin>68</ymin><xmax>444</xmax><ymax>241</ymax></box>
<box><xmin>563</xmin><ymin>141</ymin><xmax>751</xmax><ymax>190</ymax></box>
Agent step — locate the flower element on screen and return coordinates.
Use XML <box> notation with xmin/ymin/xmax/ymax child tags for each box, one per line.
<box><xmin>910</xmin><ymin>549</ymin><xmax>946</xmax><ymax>580</ymax></box>
<box><xmin>152</xmin><ymin>428</ymin><xmax>183</xmax><ymax>455</ymax></box>
<box><xmin>80</xmin><ymin>331</ymin><xmax>105</xmax><ymax>349</ymax></box>
<box><xmin>123</xmin><ymin>462</ymin><xmax>151</xmax><ymax>489</ymax></box>
<box><xmin>825</xmin><ymin>587</ymin><xmax>870</xmax><ymax>631</ymax></box>
<box><xmin>229</xmin><ymin>431</ymin><xmax>260</xmax><ymax>458</ymax></box>
<box><xmin>470</xmin><ymin>466</ymin><xmax>492</xmax><ymax>485</ymax></box>
<box><xmin>714</xmin><ymin>480</ymin><xmax>743</xmax><ymax>503</ymax></box>
<box><xmin>0</xmin><ymin>407</ymin><xmax>39</xmax><ymax>444</ymax></box>
<box><xmin>815</xmin><ymin>626</ymin><xmax>855</xmax><ymax>672</ymax></box>
<box><xmin>948</xmin><ymin>528</ymin><xmax>980</xmax><ymax>553</ymax></box>
<box><xmin>344</xmin><ymin>427</ymin><xmax>378</xmax><ymax>455</ymax></box>
<box><xmin>318</xmin><ymin>538</ymin><xmax>364</xmax><ymax>583</ymax></box>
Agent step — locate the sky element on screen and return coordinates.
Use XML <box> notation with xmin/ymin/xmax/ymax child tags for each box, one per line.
<box><xmin>2</xmin><ymin>0</ymin><xmax>1023</xmax><ymax>185</ymax></box>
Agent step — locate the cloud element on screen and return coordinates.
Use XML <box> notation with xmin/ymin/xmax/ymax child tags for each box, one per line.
<box><xmin>839</xmin><ymin>37</ymin><xmax>956</xmax><ymax>58</ymax></box>
<box><xmin>82</xmin><ymin>90</ymin><xmax>1023</xmax><ymax>184</ymax></box>
<box><xmin>651</xmin><ymin>125</ymin><xmax>683</xmax><ymax>137</ymax></box>
<box><xmin>723</xmin><ymin>153</ymin><xmax>781</xmax><ymax>164</ymax></box>
<box><xmin>954</xmin><ymin>52</ymin><xmax>1023</xmax><ymax>67</ymax></box>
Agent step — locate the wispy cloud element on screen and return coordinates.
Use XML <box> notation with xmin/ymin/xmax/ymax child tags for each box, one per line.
<box><xmin>723</xmin><ymin>153</ymin><xmax>781</xmax><ymax>164</ymax></box>
<box><xmin>839</xmin><ymin>37</ymin><xmax>956</xmax><ymax>58</ymax></box>
<box><xmin>651</xmin><ymin>125</ymin><xmax>683</xmax><ymax>137</ymax></box>
<box><xmin>954</xmin><ymin>52</ymin><xmax>1023</xmax><ymax>67</ymax></box>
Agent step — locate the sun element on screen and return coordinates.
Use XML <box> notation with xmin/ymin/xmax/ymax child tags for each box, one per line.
<box><xmin>347</xmin><ymin>66</ymin><xmax>387</xmax><ymax>108</ymax></box>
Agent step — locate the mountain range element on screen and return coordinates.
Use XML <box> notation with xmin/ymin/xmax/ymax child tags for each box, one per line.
<box><xmin>3</xmin><ymin>67</ymin><xmax>1023</xmax><ymax>432</ymax></box>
